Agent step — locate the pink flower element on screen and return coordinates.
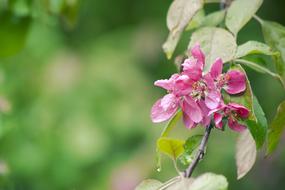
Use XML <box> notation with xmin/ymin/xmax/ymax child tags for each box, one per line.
<box><xmin>151</xmin><ymin>74</ymin><xmax>203</xmax><ymax>125</ymax></box>
<box><xmin>150</xmin><ymin>43</ymin><xmax>248</xmax><ymax>132</ymax></box>
<box><xmin>151</xmin><ymin>74</ymin><xmax>181</xmax><ymax>123</ymax></box>
<box><xmin>154</xmin><ymin>74</ymin><xmax>192</xmax><ymax>96</ymax></box>
<box><xmin>182</xmin><ymin>44</ymin><xmax>205</xmax><ymax>81</ymax></box>
<box><xmin>198</xmin><ymin>100</ymin><xmax>211</xmax><ymax>127</ymax></box>
<box><xmin>151</xmin><ymin>93</ymin><xmax>180</xmax><ymax>123</ymax></box>
<box><xmin>209</xmin><ymin>59</ymin><xmax>246</xmax><ymax>94</ymax></box>
<box><xmin>182</xmin><ymin>45</ymin><xmax>221</xmax><ymax>110</ymax></box>
<box><xmin>151</xmin><ymin>44</ymin><xmax>208</xmax><ymax>126</ymax></box>
<box><xmin>181</xmin><ymin>96</ymin><xmax>212</xmax><ymax>129</ymax></box>
<box><xmin>212</xmin><ymin>102</ymin><xmax>250</xmax><ymax>132</ymax></box>
<box><xmin>181</xmin><ymin>96</ymin><xmax>203</xmax><ymax>129</ymax></box>
<box><xmin>151</xmin><ymin>73</ymin><xmax>194</xmax><ymax>123</ymax></box>
<box><xmin>203</xmin><ymin>73</ymin><xmax>221</xmax><ymax>110</ymax></box>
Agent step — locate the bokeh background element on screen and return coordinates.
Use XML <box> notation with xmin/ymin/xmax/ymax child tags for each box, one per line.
<box><xmin>0</xmin><ymin>0</ymin><xmax>285</xmax><ymax>189</ymax></box>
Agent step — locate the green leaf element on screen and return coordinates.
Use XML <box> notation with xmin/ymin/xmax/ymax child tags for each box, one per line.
<box><xmin>162</xmin><ymin>31</ymin><xmax>183</xmax><ymax>59</ymax></box>
<box><xmin>163</xmin><ymin>177</ymin><xmax>194</xmax><ymax>190</ymax></box>
<box><xmin>184</xmin><ymin>135</ymin><xmax>203</xmax><ymax>154</ymax></box>
<box><xmin>200</xmin><ymin>10</ymin><xmax>225</xmax><ymax>28</ymax></box>
<box><xmin>135</xmin><ymin>179</ymin><xmax>163</xmax><ymax>190</ymax></box>
<box><xmin>179</xmin><ymin>135</ymin><xmax>203</xmax><ymax>165</ymax></box>
<box><xmin>236</xmin><ymin>129</ymin><xmax>257</xmax><ymax>180</ymax></box>
<box><xmin>157</xmin><ymin>137</ymin><xmax>185</xmax><ymax>160</ymax></box>
<box><xmin>166</xmin><ymin>0</ymin><xmax>204</xmax><ymax>32</ymax></box>
<box><xmin>225</xmin><ymin>64</ymin><xmax>256</xmax><ymax>121</ymax></box>
<box><xmin>267</xmin><ymin>101</ymin><xmax>285</xmax><ymax>155</ymax></box>
<box><xmin>186</xmin><ymin>9</ymin><xmax>205</xmax><ymax>31</ymax></box>
<box><xmin>273</xmin><ymin>56</ymin><xmax>285</xmax><ymax>87</ymax></box>
<box><xmin>226</xmin><ymin>0</ymin><xmax>263</xmax><ymax>35</ymax></box>
<box><xmin>188</xmin><ymin>27</ymin><xmax>237</xmax><ymax>71</ymax></box>
<box><xmin>235</xmin><ymin>41</ymin><xmax>278</xmax><ymax>59</ymax></box>
<box><xmin>0</xmin><ymin>12</ymin><xmax>31</xmax><ymax>57</ymax></box>
<box><xmin>245</xmin><ymin>96</ymin><xmax>268</xmax><ymax>149</ymax></box>
<box><xmin>190</xmin><ymin>173</ymin><xmax>228</xmax><ymax>190</ymax></box>
<box><xmin>162</xmin><ymin>173</ymin><xmax>228</xmax><ymax>190</ymax></box>
<box><xmin>261</xmin><ymin>20</ymin><xmax>285</xmax><ymax>82</ymax></box>
<box><xmin>60</xmin><ymin>0</ymin><xmax>80</xmax><ymax>28</ymax></box>
<box><xmin>186</xmin><ymin>10</ymin><xmax>225</xmax><ymax>31</ymax></box>
<box><xmin>163</xmin><ymin>0</ymin><xmax>204</xmax><ymax>59</ymax></box>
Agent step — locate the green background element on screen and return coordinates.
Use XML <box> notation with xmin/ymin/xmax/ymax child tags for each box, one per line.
<box><xmin>0</xmin><ymin>0</ymin><xmax>284</xmax><ymax>189</ymax></box>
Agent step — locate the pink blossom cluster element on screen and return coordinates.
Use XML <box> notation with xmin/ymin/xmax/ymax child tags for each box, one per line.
<box><xmin>151</xmin><ymin>44</ymin><xmax>250</xmax><ymax>132</ymax></box>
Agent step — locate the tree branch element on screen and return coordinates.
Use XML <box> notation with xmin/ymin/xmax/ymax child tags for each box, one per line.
<box><xmin>220</xmin><ymin>0</ymin><xmax>233</xmax><ymax>10</ymax></box>
<box><xmin>184</xmin><ymin>123</ymin><xmax>213</xmax><ymax>178</ymax></box>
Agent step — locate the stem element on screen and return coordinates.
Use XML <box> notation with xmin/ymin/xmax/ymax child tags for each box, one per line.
<box><xmin>184</xmin><ymin>123</ymin><xmax>213</xmax><ymax>178</ymax></box>
<box><xmin>220</xmin><ymin>0</ymin><xmax>226</xmax><ymax>9</ymax></box>
<box><xmin>220</xmin><ymin>0</ymin><xmax>233</xmax><ymax>10</ymax></box>
<box><xmin>253</xmin><ymin>15</ymin><xmax>264</xmax><ymax>25</ymax></box>
<box><xmin>175</xmin><ymin>55</ymin><xmax>187</xmax><ymax>73</ymax></box>
<box><xmin>173</xmin><ymin>159</ymin><xmax>182</xmax><ymax>177</ymax></box>
<box><xmin>158</xmin><ymin>176</ymin><xmax>181</xmax><ymax>190</ymax></box>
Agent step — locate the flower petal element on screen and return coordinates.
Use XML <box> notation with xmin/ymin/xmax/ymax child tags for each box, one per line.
<box><xmin>198</xmin><ymin>100</ymin><xmax>211</xmax><ymax>127</ymax></box>
<box><xmin>174</xmin><ymin>74</ymin><xmax>193</xmax><ymax>96</ymax></box>
<box><xmin>183</xmin><ymin>112</ymin><xmax>196</xmax><ymax>129</ymax></box>
<box><xmin>154</xmin><ymin>74</ymin><xmax>179</xmax><ymax>91</ymax></box>
<box><xmin>228</xmin><ymin>117</ymin><xmax>247</xmax><ymax>132</ymax></box>
<box><xmin>191</xmin><ymin>44</ymin><xmax>205</xmax><ymax>67</ymax></box>
<box><xmin>203</xmin><ymin>73</ymin><xmax>215</xmax><ymax>90</ymax></box>
<box><xmin>214</xmin><ymin>112</ymin><xmax>223</xmax><ymax>130</ymax></box>
<box><xmin>183</xmin><ymin>96</ymin><xmax>203</xmax><ymax>123</ymax></box>
<box><xmin>154</xmin><ymin>79</ymin><xmax>172</xmax><ymax>90</ymax></box>
<box><xmin>225</xmin><ymin>70</ymin><xmax>246</xmax><ymax>94</ymax></box>
<box><xmin>210</xmin><ymin>58</ymin><xmax>223</xmax><ymax>79</ymax></box>
<box><xmin>228</xmin><ymin>103</ymin><xmax>250</xmax><ymax>118</ymax></box>
<box><xmin>205</xmin><ymin>90</ymin><xmax>221</xmax><ymax>110</ymax></box>
<box><xmin>208</xmin><ymin>101</ymin><xmax>226</xmax><ymax>116</ymax></box>
<box><xmin>182</xmin><ymin>58</ymin><xmax>202</xmax><ymax>81</ymax></box>
<box><xmin>151</xmin><ymin>95</ymin><xmax>178</xmax><ymax>123</ymax></box>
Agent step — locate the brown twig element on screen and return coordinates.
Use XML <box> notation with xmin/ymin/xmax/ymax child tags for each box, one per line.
<box><xmin>220</xmin><ymin>0</ymin><xmax>233</xmax><ymax>10</ymax></box>
<box><xmin>184</xmin><ymin>123</ymin><xmax>213</xmax><ymax>178</ymax></box>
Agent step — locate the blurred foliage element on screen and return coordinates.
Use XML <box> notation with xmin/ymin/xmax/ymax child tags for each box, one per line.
<box><xmin>0</xmin><ymin>12</ymin><xmax>30</xmax><ymax>57</ymax></box>
<box><xmin>0</xmin><ymin>0</ymin><xmax>79</xmax><ymax>56</ymax></box>
<box><xmin>0</xmin><ymin>0</ymin><xmax>284</xmax><ymax>190</ymax></box>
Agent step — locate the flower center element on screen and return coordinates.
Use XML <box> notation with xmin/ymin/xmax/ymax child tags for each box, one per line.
<box><xmin>224</xmin><ymin>107</ymin><xmax>239</xmax><ymax>120</ymax></box>
<box><xmin>190</xmin><ymin>80</ymin><xmax>207</xmax><ymax>100</ymax></box>
<box><xmin>217</xmin><ymin>74</ymin><xmax>230</xmax><ymax>89</ymax></box>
